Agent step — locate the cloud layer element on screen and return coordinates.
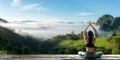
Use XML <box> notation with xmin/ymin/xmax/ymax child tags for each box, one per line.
<box><xmin>1</xmin><ymin>21</ymin><xmax>109</xmax><ymax>39</ymax></box>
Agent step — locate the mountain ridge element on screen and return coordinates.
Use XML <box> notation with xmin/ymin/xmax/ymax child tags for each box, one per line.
<box><xmin>0</xmin><ymin>18</ymin><xmax>8</xmax><ymax>23</ymax></box>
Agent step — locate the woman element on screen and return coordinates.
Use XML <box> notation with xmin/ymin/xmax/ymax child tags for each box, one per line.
<box><xmin>78</xmin><ymin>21</ymin><xmax>102</xmax><ymax>59</ymax></box>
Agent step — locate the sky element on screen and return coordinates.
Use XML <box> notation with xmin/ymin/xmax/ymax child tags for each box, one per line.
<box><xmin>0</xmin><ymin>0</ymin><xmax>120</xmax><ymax>22</ymax></box>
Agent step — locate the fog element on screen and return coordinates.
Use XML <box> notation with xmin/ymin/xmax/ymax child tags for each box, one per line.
<box><xmin>0</xmin><ymin>21</ymin><xmax>110</xmax><ymax>39</ymax></box>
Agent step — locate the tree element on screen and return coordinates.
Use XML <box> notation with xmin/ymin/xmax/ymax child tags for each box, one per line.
<box><xmin>65</xmin><ymin>31</ymin><xmax>78</xmax><ymax>40</ymax></box>
<box><xmin>21</xmin><ymin>46</ymin><xmax>31</xmax><ymax>54</ymax></box>
<box><xmin>77</xmin><ymin>32</ymin><xmax>83</xmax><ymax>39</ymax></box>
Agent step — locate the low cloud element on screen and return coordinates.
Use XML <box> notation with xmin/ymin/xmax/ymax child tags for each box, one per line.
<box><xmin>79</xmin><ymin>12</ymin><xmax>95</xmax><ymax>16</ymax></box>
<box><xmin>42</xmin><ymin>18</ymin><xmax>61</xmax><ymax>24</ymax></box>
<box><xmin>1</xmin><ymin>21</ymin><xmax>108</xmax><ymax>39</ymax></box>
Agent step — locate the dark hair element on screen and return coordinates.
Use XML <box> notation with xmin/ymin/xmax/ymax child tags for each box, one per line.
<box><xmin>88</xmin><ymin>30</ymin><xmax>93</xmax><ymax>43</ymax></box>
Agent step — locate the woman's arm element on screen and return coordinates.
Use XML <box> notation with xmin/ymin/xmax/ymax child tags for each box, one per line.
<box><xmin>90</xmin><ymin>22</ymin><xmax>97</xmax><ymax>38</ymax></box>
<box><xmin>83</xmin><ymin>22</ymin><xmax>90</xmax><ymax>43</ymax></box>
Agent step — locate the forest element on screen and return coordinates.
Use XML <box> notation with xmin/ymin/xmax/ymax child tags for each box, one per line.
<box><xmin>0</xmin><ymin>14</ymin><xmax>120</xmax><ymax>54</ymax></box>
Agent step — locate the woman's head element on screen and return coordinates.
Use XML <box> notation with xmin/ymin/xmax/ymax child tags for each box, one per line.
<box><xmin>88</xmin><ymin>30</ymin><xmax>93</xmax><ymax>37</ymax></box>
<box><xmin>88</xmin><ymin>30</ymin><xmax>94</xmax><ymax>41</ymax></box>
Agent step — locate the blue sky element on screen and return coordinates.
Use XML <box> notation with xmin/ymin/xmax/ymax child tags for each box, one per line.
<box><xmin>0</xmin><ymin>0</ymin><xmax>120</xmax><ymax>22</ymax></box>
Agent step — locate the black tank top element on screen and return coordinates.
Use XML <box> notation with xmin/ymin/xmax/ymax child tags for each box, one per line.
<box><xmin>86</xmin><ymin>38</ymin><xmax>94</xmax><ymax>47</ymax></box>
<box><xmin>86</xmin><ymin>43</ymin><xmax>94</xmax><ymax>47</ymax></box>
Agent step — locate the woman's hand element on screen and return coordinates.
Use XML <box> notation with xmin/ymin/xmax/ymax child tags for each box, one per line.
<box><xmin>83</xmin><ymin>20</ymin><xmax>90</xmax><ymax>31</ymax></box>
<box><xmin>89</xmin><ymin>20</ymin><xmax>97</xmax><ymax>37</ymax></box>
<box><xmin>89</xmin><ymin>20</ymin><xmax>92</xmax><ymax>26</ymax></box>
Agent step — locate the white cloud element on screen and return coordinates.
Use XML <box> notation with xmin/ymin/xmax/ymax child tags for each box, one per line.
<box><xmin>11</xmin><ymin>0</ymin><xmax>47</xmax><ymax>11</ymax></box>
<box><xmin>79</xmin><ymin>12</ymin><xmax>95</xmax><ymax>16</ymax></box>
<box><xmin>36</xmin><ymin>7</ymin><xmax>47</xmax><ymax>11</ymax></box>
<box><xmin>21</xmin><ymin>4</ymin><xmax>47</xmax><ymax>11</ymax></box>
<box><xmin>21</xmin><ymin>4</ymin><xmax>40</xmax><ymax>11</ymax></box>
<box><xmin>11</xmin><ymin>0</ymin><xmax>21</xmax><ymax>6</ymax></box>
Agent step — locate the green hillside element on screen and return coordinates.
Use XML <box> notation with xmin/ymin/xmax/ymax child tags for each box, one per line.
<box><xmin>0</xmin><ymin>26</ymin><xmax>42</xmax><ymax>54</ymax></box>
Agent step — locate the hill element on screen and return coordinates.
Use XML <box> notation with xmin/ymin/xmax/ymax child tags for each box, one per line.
<box><xmin>0</xmin><ymin>18</ymin><xmax>8</xmax><ymax>23</ymax></box>
<box><xmin>96</xmin><ymin>14</ymin><xmax>120</xmax><ymax>32</ymax></box>
<box><xmin>0</xmin><ymin>26</ymin><xmax>42</xmax><ymax>54</ymax></box>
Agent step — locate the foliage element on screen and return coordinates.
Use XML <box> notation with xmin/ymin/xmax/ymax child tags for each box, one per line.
<box><xmin>106</xmin><ymin>35</ymin><xmax>120</xmax><ymax>54</ymax></box>
<box><xmin>0</xmin><ymin>26</ymin><xmax>42</xmax><ymax>54</ymax></box>
<box><xmin>0</xmin><ymin>50</ymin><xmax>8</xmax><ymax>54</ymax></box>
<box><xmin>96</xmin><ymin>14</ymin><xmax>120</xmax><ymax>32</ymax></box>
<box><xmin>41</xmin><ymin>35</ymin><xmax>120</xmax><ymax>54</ymax></box>
<box><xmin>51</xmin><ymin>39</ymin><xmax>85</xmax><ymax>54</ymax></box>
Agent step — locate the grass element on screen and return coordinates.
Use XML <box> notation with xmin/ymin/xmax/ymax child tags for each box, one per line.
<box><xmin>95</xmin><ymin>37</ymin><xmax>113</xmax><ymax>49</ymax></box>
<box><xmin>59</xmin><ymin>39</ymin><xmax>85</xmax><ymax>48</ymax></box>
<box><xmin>54</xmin><ymin>37</ymin><xmax>115</xmax><ymax>53</ymax></box>
<box><xmin>59</xmin><ymin>37</ymin><xmax>112</xmax><ymax>49</ymax></box>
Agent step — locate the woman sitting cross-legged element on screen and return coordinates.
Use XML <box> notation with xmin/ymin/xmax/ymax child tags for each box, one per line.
<box><xmin>78</xmin><ymin>21</ymin><xmax>103</xmax><ymax>59</ymax></box>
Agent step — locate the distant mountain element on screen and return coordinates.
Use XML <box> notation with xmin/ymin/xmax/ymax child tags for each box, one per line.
<box><xmin>0</xmin><ymin>18</ymin><xmax>8</xmax><ymax>23</ymax></box>
<box><xmin>59</xmin><ymin>22</ymin><xmax>84</xmax><ymax>24</ymax></box>
<box><xmin>59</xmin><ymin>22</ymin><xmax>75</xmax><ymax>24</ymax></box>
<box><xmin>20</xmin><ymin>20</ymin><xmax>40</xmax><ymax>22</ymax></box>
<box><xmin>96</xmin><ymin>14</ymin><xmax>120</xmax><ymax>32</ymax></box>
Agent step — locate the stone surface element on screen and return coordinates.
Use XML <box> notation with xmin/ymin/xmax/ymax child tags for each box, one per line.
<box><xmin>0</xmin><ymin>55</ymin><xmax>120</xmax><ymax>60</ymax></box>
